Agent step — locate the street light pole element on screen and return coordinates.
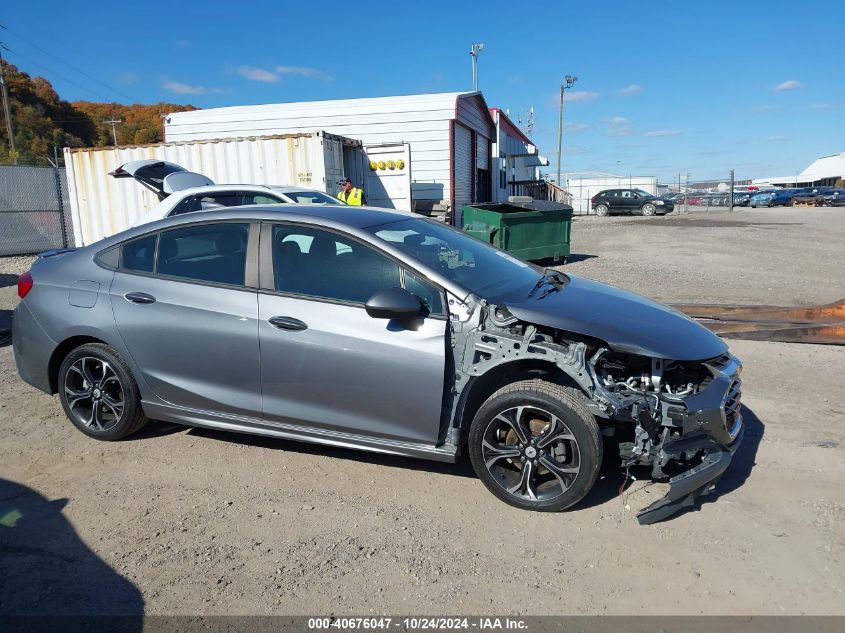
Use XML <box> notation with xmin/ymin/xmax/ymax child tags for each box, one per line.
<box><xmin>469</xmin><ymin>43</ymin><xmax>484</xmax><ymax>91</ymax></box>
<box><xmin>556</xmin><ymin>75</ymin><xmax>577</xmax><ymax>189</ymax></box>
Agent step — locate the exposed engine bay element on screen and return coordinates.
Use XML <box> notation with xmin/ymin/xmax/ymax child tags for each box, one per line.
<box><xmin>447</xmin><ymin>292</ymin><xmax>743</xmax><ymax>524</ymax></box>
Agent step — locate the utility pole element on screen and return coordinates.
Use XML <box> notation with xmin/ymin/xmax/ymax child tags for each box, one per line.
<box><xmin>104</xmin><ymin>118</ymin><xmax>122</xmax><ymax>146</ymax></box>
<box><xmin>469</xmin><ymin>43</ymin><xmax>484</xmax><ymax>91</ymax></box>
<box><xmin>556</xmin><ymin>75</ymin><xmax>577</xmax><ymax>187</ymax></box>
<box><xmin>0</xmin><ymin>45</ymin><xmax>18</xmax><ymax>165</ymax></box>
<box><xmin>729</xmin><ymin>168</ymin><xmax>735</xmax><ymax>211</ymax></box>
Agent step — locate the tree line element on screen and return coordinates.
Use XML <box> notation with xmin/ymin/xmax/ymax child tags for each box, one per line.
<box><xmin>0</xmin><ymin>60</ymin><xmax>196</xmax><ymax>166</ymax></box>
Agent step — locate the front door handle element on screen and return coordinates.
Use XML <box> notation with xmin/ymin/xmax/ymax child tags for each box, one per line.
<box><xmin>268</xmin><ymin>316</ymin><xmax>308</xmax><ymax>331</ymax></box>
<box><xmin>124</xmin><ymin>292</ymin><xmax>156</xmax><ymax>305</ymax></box>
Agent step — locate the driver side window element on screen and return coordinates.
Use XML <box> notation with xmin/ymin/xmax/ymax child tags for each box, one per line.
<box><xmin>272</xmin><ymin>225</ymin><xmax>401</xmax><ymax>304</ymax></box>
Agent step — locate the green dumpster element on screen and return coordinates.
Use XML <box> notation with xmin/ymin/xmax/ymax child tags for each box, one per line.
<box><xmin>461</xmin><ymin>200</ymin><xmax>573</xmax><ymax>263</ymax></box>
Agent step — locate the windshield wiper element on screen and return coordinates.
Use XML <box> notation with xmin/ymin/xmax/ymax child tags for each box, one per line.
<box><xmin>527</xmin><ymin>268</ymin><xmax>566</xmax><ymax>298</ymax></box>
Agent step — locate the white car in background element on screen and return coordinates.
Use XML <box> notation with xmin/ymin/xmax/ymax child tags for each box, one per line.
<box><xmin>110</xmin><ymin>159</ymin><xmax>344</xmax><ymax>226</ymax></box>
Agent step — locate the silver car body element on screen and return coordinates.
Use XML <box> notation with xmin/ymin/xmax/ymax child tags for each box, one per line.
<box><xmin>13</xmin><ymin>205</ymin><xmax>743</xmax><ymax>522</ymax></box>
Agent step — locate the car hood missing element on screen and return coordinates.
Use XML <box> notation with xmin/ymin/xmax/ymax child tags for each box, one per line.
<box><xmin>503</xmin><ymin>275</ymin><xmax>728</xmax><ymax>361</ymax></box>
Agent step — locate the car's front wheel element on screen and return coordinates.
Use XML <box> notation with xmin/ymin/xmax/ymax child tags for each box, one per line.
<box><xmin>594</xmin><ymin>204</ymin><xmax>609</xmax><ymax>216</ymax></box>
<box><xmin>58</xmin><ymin>343</ymin><xmax>148</xmax><ymax>440</ymax></box>
<box><xmin>468</xmin><ymin>380</ymin><xmax>602</xmax><ymax>512</ymax></box>
<box><xmin>641</xmin><ymin>203</ymin><xmax>657</xmax><ymax>216</ymax></box>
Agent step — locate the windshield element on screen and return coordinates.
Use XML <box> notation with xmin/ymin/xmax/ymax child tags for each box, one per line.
<box><xmin>283</xmin><ymin>191</ymin><xmax>342</xmax><ymax>205</ymax></box>
<box><xmin>633</xmin><ymin>189</ymin><xmax>652</xmax><ymax>197</ymax></box>
<box><xmin>367</xmin><ymin>218</ymin><xmax>547</xmax><ymax>300</ymax></box>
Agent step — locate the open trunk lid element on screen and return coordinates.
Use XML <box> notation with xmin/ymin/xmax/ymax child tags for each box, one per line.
<box><xmin>109</xmin><ymin>160</ymin><xmax>214</xmax><ymax>201</ymax></box>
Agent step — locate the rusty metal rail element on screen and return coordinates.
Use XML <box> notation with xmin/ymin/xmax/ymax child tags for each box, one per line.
<box><xmin>671</xmin><ymin>298</ymin><xmax>845</xmax><ymax>345</ymax></box>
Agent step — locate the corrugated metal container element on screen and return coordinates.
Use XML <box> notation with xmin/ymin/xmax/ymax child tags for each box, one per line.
<box><xmin>164</xmin><ymin>92</ymin><xmax>495</xmax><ymax>217</ymax></box>
<box><xmin>565</xmin><ymin>176</ymin><xmax>659</xmax><ymax>215</ymax></box>
<box><xmin>64</xmin><ymin>131</ymin><xmax>360</xmax><ymax>246</ymax></box>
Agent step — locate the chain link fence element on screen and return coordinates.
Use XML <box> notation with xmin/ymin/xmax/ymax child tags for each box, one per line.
<box><xmin>0</xmin><ymin>165</ymin><xmax>74</xmax><ymax>256</ymax></box>
<box><xmin>563</xmin><ymin>171</ymin><xmax>753</xmax><ymax>215</ymax></box>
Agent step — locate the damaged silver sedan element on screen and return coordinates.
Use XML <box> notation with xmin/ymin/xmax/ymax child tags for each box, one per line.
<box><xmin>13</xmin><ymin>205</ymin><xmax>742</xmax><ymax>524</ymax></box>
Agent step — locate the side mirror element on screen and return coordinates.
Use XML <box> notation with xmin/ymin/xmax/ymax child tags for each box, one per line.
<box><xmin>365</xmin><ymin>287</ymin><xmax>423</xmax><ymax>320</ymax></box>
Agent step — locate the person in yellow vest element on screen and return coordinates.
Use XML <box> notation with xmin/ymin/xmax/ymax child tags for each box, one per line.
<box><xmin>338</xmin><ymin>177</ymin><xmax>365</xmax><ymax>206</ymax></box>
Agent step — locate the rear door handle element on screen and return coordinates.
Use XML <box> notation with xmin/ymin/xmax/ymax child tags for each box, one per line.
<box><xmin>268</xmin><ymin>316</ymin><xmax>308</xmax><ymax>331</ymax></box>
<box><xmin>124</xmin><ymin>292</ymin><xmax>156</xmax><ymax>305</ymax></box>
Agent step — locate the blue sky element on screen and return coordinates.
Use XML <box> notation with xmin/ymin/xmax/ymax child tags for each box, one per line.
<box><xmin>3</xmin><ymin>0</ymin><xmax>841</xmax><ymax>182</ymax></box>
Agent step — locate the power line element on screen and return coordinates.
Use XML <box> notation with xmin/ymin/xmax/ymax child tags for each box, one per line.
<box><xmin>0</xmin><ymin>23</ymin><xmax>136</xmax><ymax>102</ymax></box>
<box><xmin>1</xmin><ymin>45</ymin><xmax>114</xmax><ymax>101</ymax></box>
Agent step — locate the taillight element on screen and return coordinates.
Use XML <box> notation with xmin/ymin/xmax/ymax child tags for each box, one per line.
<box><xmin>591</xmin><ymin>195</ymin><xmax>596</xmax><ymax>203</ymax></box>
<box><xmin>17</xmin><ymin>271</ymin><xmax>33</xmax><ymax>299</ymax></box>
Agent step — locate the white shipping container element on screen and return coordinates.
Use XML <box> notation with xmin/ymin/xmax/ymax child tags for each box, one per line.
<box><xmin>64</xmin><ymin>131</ymin><xmax>362</xmax><ymax>246</ymax></box>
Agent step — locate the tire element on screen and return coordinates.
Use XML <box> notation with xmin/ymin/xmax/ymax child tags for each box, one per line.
<box><xmin>641</xmin><ymin>203</ymin><xmax>656</xmax><ymax>216</ymax></box>
<box><xmin>58</xmin><ymin>343</ymin><xmax>148</xmax><ymax>440</ymax></box>
<box><xmin>594</xmin><ymin>204</ymin><xmax>609</xmax><ymax>217</ymax></box>
<box><xmin>468</xmin><ymin>379</ymin><xmax>602</xmax><ymax>512</ymax></box>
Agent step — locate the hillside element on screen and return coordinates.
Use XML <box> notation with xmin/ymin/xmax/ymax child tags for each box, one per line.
<box><xmin>0</xmin><ymin>60</ymin><xmax>196</xmax><ymax>166</ymax></box>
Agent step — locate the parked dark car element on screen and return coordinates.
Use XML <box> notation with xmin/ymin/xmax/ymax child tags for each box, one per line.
<box><xmin>732</xmin><ymin>192</ymin><xmax>753</xmax><ymax>207</ymax></box>
<box><xmin>768</xmin><ymin>189</ymin><xmax>799</xmax><ymax>206</ymax></box>
<box><xmin>770</xmin><ymin>187</ymin><xmax>832</xmax><ymax>207</ymax></box>
<box><xmin>13</xmin><ymin>205</ymin><xmax>741</xmax><ymax>524</ymax></box>
<box><xmin>591</xmin><ymin>189</ymin><xmax>674</xmax><ymax>216</ymax></box>
<box><xmin>821</xmin><ymin>189</ymin><xmax>845</xmax><ymax>206</ymax></box>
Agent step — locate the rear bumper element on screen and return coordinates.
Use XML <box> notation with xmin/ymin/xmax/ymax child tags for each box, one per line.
<box><xmin>12</xmin><ymin>301</ymin><xmax>56</xmax><ymax>394</ymax></box>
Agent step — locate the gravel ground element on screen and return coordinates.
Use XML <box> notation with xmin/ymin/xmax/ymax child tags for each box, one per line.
<box><xmin>0</xmin><ymin>206</ymin><xmax>843</xmax><ymax>616</ymax></box>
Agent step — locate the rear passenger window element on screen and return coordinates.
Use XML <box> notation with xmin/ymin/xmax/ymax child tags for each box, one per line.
<box><xmin>121</xmin><ymin>234</ymin><xmax>157</xmax><ymax>273</ymax></box>
<box><xmin>157</xmin><ymin>223</ymin><xmax>250</xmax><ymax>286</ymax></box>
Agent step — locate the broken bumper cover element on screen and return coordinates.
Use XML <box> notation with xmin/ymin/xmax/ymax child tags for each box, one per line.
<box><xmin>636</xmin><ymin>416</ymin><xmax>744</xmax><ymax>525</ymax></box>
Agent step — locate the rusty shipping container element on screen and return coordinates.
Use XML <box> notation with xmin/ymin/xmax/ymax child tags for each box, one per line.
<box><xmin>63</xmin><ymin>131</ymin><xmax>362</xmax><ymax>246</ymax></box>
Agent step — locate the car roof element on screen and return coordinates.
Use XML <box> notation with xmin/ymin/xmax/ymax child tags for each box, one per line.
<box><xmin>98</xmin><ymin>204</ymin><xmax>418</xmax><ymax>248</ymax></box>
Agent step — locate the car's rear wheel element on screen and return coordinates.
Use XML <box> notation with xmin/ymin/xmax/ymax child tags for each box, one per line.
<box><xmin>58</xmin><ymin>343</ymin><xmax>148</xmax><ymax>440</ymax></box>
<box><xmin>594</xmin><ymin>204</ymin><xmax>609</xmax><ymax>216</ymax></box>
<box><xmin>641</xmin><ymin>203</ymin><xmax>657</xmax><ymax>216</ymax></box>
<box><xmin>468</xmin><ymin>380</ymin><xmax>602</xmax><ymax>512</ymax></box>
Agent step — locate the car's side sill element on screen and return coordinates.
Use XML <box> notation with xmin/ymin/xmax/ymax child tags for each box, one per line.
<box><xmin>142</xmin><ymin>401</ymin><xmax>458</xmax><ymax>463</ymax></box>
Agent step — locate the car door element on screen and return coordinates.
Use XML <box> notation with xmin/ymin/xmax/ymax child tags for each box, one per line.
<box><xmin>603</xmin><ymin>190</ymin><xmax>620</xmax><ymax>211</ymax></box>
<box><xmin>257</xmin><ymin>222</ymin><xmax>448</xmax><ymax>444</ymax></box>
<box><xmin>109</xmin><ymin>221</ymin><xmax>262</xmax><ymax>417</ymax></box>
<box><xmin>619</xmin><ymin>190</ymin><xmax>637</xmax><ymax>212</ymax></box>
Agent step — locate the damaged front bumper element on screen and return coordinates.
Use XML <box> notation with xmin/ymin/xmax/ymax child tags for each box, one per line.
<box><xmin>635</xmin><ymin>354</ymin><xmax>744</xmax><ymax>525</ymax></box>
<box><xmin>636</xmin><ymin>421</ymin><xmax>743</xmax><ymax>524</ymax></box>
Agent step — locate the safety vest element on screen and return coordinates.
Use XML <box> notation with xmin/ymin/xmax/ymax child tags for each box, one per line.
<box><xmin>338</xmin><ymin>188</ymin><xmax>363</xmax><ymax>206</ymax></box>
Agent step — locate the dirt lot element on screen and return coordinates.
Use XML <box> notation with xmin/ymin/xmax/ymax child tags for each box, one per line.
<box><xmin>1</xmin><ymin>206</ymin><xmax>843</xmax><ymax>616</ymax></box>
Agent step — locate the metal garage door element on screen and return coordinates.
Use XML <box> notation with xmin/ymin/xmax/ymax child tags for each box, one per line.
<box><xmin>453</xmin><ymin>123</ymin><xmax>472</xmax><ymax>212</ymax></box>
<box><xmin>476</xmin><ymin>134</ymin><xmax>489</xmax><ymax>170</ymax></box>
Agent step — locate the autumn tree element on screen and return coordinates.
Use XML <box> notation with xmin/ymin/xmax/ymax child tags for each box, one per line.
<box><xmin>0</xmin><ymin>60</ymin><xmax>197</xmax><ymax>165</ymax></box>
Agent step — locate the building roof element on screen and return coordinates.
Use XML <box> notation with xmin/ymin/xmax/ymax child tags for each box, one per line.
<box><xmin>798</xmin><ymin>151</ymin><xmax>845</xmax><ymax>180</ymax></box>
<box><xmin>166</xmin><ymin>91</ymin><xmax>491</xmax><ymax>128</ymax></box>
<box><xmin>753</xmin><ymin>151</ymin><xmax>845</xmax><ymax>185</ymax></box>
<box><xmin>489</xmin><ymin>108</ymin><xmax>534</xmax><ymax>146</ymax></box>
